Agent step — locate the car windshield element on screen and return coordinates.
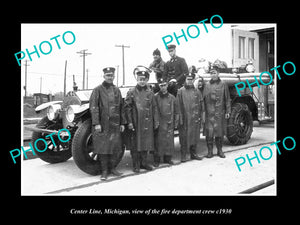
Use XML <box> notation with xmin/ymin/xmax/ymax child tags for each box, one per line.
<box><xmin>75</xmin><ymin>90</ymin><xmax>93</xmax><ymax>101</ymax></box>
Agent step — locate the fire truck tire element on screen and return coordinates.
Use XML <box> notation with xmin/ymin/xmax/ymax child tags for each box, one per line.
<box><xmin>226</xmin><ymin>103</ymin><xmax>253</xmax><ymax>145</ymax></box>
<box><xmin>72</xmin><ymin>119</ymin><xmax>125</xmax><ymax>175</ymax></box>
<box><xmin>31</xmin><ymin>116</ymin><xmax>72</xmax><ymax>163</ymax></box>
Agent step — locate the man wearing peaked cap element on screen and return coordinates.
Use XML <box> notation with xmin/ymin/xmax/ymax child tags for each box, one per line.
<box><xmin>163</xmin><ymin>44</ymin><xmax>189</xmax><ymax>96</ymax></box>
<box><xmin>176</xmin><ymin>72</ymin><xmax>205</xmax><ymax>162</ymax></box>
<box><xmin>153</xmin><ymin>77</ymin><xmax>179</xmax><ymax>167</ymax></box>
<box><xmin>89</xmin><ymin>66</ymin><xmax>126</xmax><ymax>180</ymax></box>
<box><xmin>203</xmin><ymin>64</ymin><xmax>231</xmax><ymax>159</ymax></box>
<box><xmin>124</xmin><ymin>68</ymin><xmax>159</xmax><ymax>173</ymax></box>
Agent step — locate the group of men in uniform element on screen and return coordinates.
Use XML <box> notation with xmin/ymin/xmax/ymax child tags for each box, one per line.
<box><xmin>89</xmin><ymin>44</ymin><xmax>231</xmax><ymax>180</ymax></box>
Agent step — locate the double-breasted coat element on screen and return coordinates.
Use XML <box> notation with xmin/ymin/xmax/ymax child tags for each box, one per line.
<box><xmin>124</xmin><ymin>85</ymin><xmax>159</xmax><ymax>152</ymax></box>
<box><xmin>89</xmin><ymin>82</ymin><xmax>126</xmax><ymax>154</ymax></box>
<box><xmin>203</xmin><ymin>78</ymin><xmax>231</xmax><ymax>137</ymax></box>
<box><xmin>163</xmin><ymin>56</ymin><xmax>189</xmax><ymax>86</ymax></box>
<box><xmin>154</xmin><ymin>91</ymin><xmax>179</xmax><ymax>156</ymax></box>
<box><xmin>177</xmin><ymin>85</ymin><xmax>204</xmax><ymax>151</ymax></box>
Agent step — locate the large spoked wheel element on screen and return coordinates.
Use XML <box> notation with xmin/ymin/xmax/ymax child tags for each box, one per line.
<box><xmin>72</xmin><ymin>119</ymin><xmax>125</xmax><ymax>175</ymax></box>
<box><xmin>226</xmin><ymin>103</ymin><xmax>253</xmax><ymax>145</ymax></box>
<box><xmin>31</xmin><ymin>117</ymin><xmax>72</xmax><ymax>163</ymax></box>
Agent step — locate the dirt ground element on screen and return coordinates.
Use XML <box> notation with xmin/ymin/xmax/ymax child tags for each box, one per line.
<box><xmin>50</xmin><ymin>143</ymin><xmax>275</xmax><ymax>196</ymax></box>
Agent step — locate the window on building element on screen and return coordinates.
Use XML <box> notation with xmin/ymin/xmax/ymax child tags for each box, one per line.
<box><xmin>248</xmin><ymin>38</ymin><xmax>255</xmax><ymax>59</ymax></box>
<box><xmin>268</xmin><ymin>40</ymin><xmax>274</xmax><ymax>54</ymax></box>
<box><xmin>238</xmin><ymin>36</ymin><xmax>245</xmax><ymax>58</ymax></box>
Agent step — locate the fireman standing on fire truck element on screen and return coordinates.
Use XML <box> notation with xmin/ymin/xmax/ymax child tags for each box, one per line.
<box><xmin>163</xmin><ymin>44</ymin><xmax>189</xmax><ymax>96</ymax></box>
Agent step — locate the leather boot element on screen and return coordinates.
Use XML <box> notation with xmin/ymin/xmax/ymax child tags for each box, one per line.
<box><xmin>131</xmin><ymin>152</ymin><xmax>140</xmax><ymax>173</ymax></box>
<box><xmin>190</xmin><ymin>145</ymin><xmax>203</xmax><ymax>160</ymax></box>
<box><xmin>216</xmin><ymin>137</ymin><xmax>225</xmax><ymax>158</ymax></box>
<box><xmin>153</xmin><ymin>154</ymin><xmax>160</xmax><ymax>167</ymax></box>
<box><xmin>109</xmin><ymin>155</ymin><xmax>123</xmax><ymax>176</ymax></box>
<box><xmin>206</xmin><ymin>137</ymin><xmax>214</xmax><ymax>158</ymax></box>
<box><xmin>181</xmin><ymin>152</ymin><xmax>188</xmax><ymax>162</ymax></box>
<box><xmin>163</xmin><ymin>155</ymin><xmax>174</xmax><ymax>165</ymax></box>
<box><xmin>100</xmin><ymin>155</ymin><xmax>108</xmax><ymax>181</ymax></box>
<box><xmin>180</xmin><ymin>145</ymin><xmax>188</xmax><ymax>162</ymax></box>
<box><xmin>140</xmin><ymin>152</ymin><xmax>153</xmax><ymax>171</ymax></box>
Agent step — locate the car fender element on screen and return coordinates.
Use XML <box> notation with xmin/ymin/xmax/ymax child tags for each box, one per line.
<box><xmin>35</xmin><ymin>101</ymin><xmax>63</xmax><ymax>112</ymax></box>
<box><xmin>68</xmin><ymin>103</ymin><xmax>90</xmax><ymax>114</ymax></box>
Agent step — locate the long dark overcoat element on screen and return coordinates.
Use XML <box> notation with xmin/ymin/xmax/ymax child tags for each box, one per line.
<box><xmin>177</xmin><ymin>85</ymin><xmax>204</xmax><ymax>151</ymax></box>
<box><xmin>124</xmin><ymin>85</ymin><xmax>159</xmax><ymax>152</ymax></box>
<box><xmin>203</xmin><ymin>78</ymin><xmax>231</xmax><ymax>137</ymax></box>
<box><xmin>89</xmin><ymin>82</ymin><xmax>126</xmax><ymax>154</ymax></box>
<box><xmin>154</xmin><ymin>92</ymin><xmax>179</xmax><ymax>156</ymax></box>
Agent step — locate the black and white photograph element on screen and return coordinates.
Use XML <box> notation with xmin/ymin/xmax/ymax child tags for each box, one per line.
<box><xmin>4</xmin><ymin>3</ymin><xmax>299</xmax><ymax>218</ymax></box>
<box><xmin>20</xmin><ymin>22</ymin><xmax>277</xmax><ymax>196</ymax></box>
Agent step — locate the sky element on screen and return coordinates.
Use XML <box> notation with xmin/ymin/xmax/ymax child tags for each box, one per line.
<box><xmin>20</xmin><ymin>23</ymin><xmax>274</xmax><ymax>96</ymax></box>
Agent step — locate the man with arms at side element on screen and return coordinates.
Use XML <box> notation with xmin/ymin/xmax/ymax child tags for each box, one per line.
<box><xmin>89</xmin><ymin>67</ymin><xmax>126</xmax><ymax>180</ymax></box>
<box><xmin>203</xmin><ymin>65</ymin><xmax>231</xmax><ymax>159</ymax></box>
<box><xmin>124</xmin><ymin>70</ymin><xmax>159</xmax><ymax>173</ymax></box>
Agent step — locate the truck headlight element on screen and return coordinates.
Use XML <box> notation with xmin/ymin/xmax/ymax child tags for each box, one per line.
<box><xmin>66</xmin><ymin>104</ymin><xmax>89</xmax><ymax>123</ymax></box>
<box><xmin>47</xmin><ymin>104</ymin><xmax>61</xmax><ymax>121</ymax></box>
<box><xmin>66</xmin><ymin>105</ymin><xmax>75</xmax><ymax>123</ymax></box>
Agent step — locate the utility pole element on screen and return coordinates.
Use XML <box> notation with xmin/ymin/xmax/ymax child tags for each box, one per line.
<box><xmin>86</xmin><ymin>69</ymin><xmax>89</xmax><ymax>89</ymax></box>
<box><xmin>76</xmin><ymin>49</ymin><xmax>91</xmax><ymax>89</ymax></box>
<box><xmin>24</xmin><ymin>60</ymin><xmax>30</xmax><ymax>97</ymax></box>
<box><xmin>64</xmin><ymin>60</ymin><xmax>67</xmax><ymax>96</ymax></box>
<box><xmin>116</xmin><ymin>65</ymin><xmax>119</xmax><ymax>87</ymax></box>
<box><xmin>40</xmin><ymin>76</ymin><xmax>42</xmax><ymax>93</ymax></box>
<box><xmin>73</xmin><ymin>74</ymin><xmax>78</xmax><ymax>91</ymax></box>
<box><xmin>115</xmin><ymin>44</ymin><xmax>130</xmax><ymax>86</ymax></box>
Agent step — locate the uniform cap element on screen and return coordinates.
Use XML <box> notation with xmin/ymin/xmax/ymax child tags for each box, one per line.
<box><xmin>136</xmin><ymin>70</ymin><xmax>150</xmax><ymax>79</ymax></box>
<box><xmin>167</xmin><ymin>44</ymin><xmax>176</xmax><ymax>51</ymax></box>
<box><xmin>186</xmin><ymin>73</ymin><xmax>195</xmax><ymax>79</ymax></box>
<box><xmin>103</xmin><ymin>67</ymin><xmax>115</xmax><ymax>75</ymax></box>
<box><xmin>158</xmin><ymin>77</ymin><xmax>168</xmax><ymax>85</ymax></box>
<box><xmin>209</xmin><ymin>65</ymin><xmax>220</xmax><ymax>73</ymax></box>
